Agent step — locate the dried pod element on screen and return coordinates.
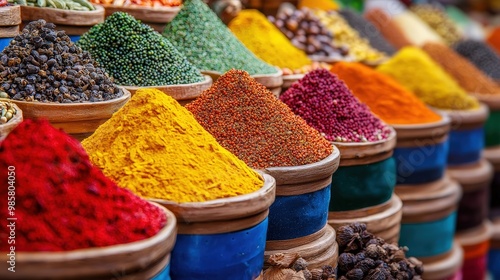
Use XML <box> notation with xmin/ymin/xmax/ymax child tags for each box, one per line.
<box><xmin>350</xmin><ymin>223</ymin><xmax>367</xmax><ymax>233</ymax></box>
<box><xmin>292</xmin><ymin>258</ymin><xmax>308</xmax><ymax>272</ymax></box>
<box><xmin>263</xmin><ymin>267</ymin><xmax>307</xmax><ymax>280</ymax></box>
<box><xmin>338</xmin><ymin>253</ymin><xmax>356</xmax><ymax>272</ymax></box>
<box><xmin>354</xmin><ymin>258</ymin><xmax>375</xmax><ymax>274</ymax></box>
<box><xmin>336</xmin><ymin>225</ymin><xmax>356</xmax><ymax>248</ymax></box>
<box><xmin>355</xmin><ymin>252</ymin><xmax>365</xmax><ymax>263</ymax></box>
<box><xmin>266</xmin><ymin>253</ymin><xmax>300</xmax><ymax>268</ymax></box>
<box><xmin>310</xmin><ymin>268</ymin><xmax>323</xmax><ymax>280</ymax></box>
<box><xmin>365</xmin><ymin>268</ymin><xmax>387</xmax><ymax>280</ymax></box>
<box><xmin>321</xmin><ymin>265</ymin><xmax>336</xmax><ymax>279</ymax></box>
<box><xmin>346</xmin><ymin>268</ymin><xmax>363</xmax><ymax>280</ymax></box>
<box><xmin>303</xmin><ymin>269</ymin><xmax>313</xmax><ymax>280</ymax></box>
<box><xmin>365</xmin><ymin>244</ymin><xmax>387</xmax><ymax>260</ymax></box>
<box><xmin>392</xmin><ymin>249</ymin><xmax>406</xmax><ymax>262</ymax></box>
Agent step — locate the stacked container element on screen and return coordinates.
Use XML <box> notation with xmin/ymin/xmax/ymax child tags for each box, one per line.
<box><xmin>0</xmin><ymin>5</ymin><xmax>20</xmax><ymax>51</ymax></box>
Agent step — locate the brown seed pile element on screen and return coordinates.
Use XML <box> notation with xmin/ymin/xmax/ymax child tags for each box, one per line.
<box><xmin>0</xmin><ymin>20</ymin><xmax>122</xmax><ymax>103</ymax></box>
<box><xmin>336</xmin><ymin>223</ymin><xmax>424</xmax><ymax>280</ymax></box>
<box><xmin>411</xmin><ymin>4</ymin><xmax>462</xmax><ymax>46</ymax></box>
<box><xmin>423</xmin><ymin>43</ymin><xmax>500</xmax><ymax>94</ymax></box>
<box><xmin>186</xmin><ymin>69</ymin><xmax>333</xmax><ymax>169</ymax></box>
<box><xmin>263</xmin><ymin>253</ymin><xmax>336</xmax><ymax>280</ymax></box>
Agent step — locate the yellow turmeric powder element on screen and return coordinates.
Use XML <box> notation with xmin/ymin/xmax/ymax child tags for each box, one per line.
<box><xmin>377</xmin><ymin>47</ymin><xmax>479</xmax><ymax>110</ymax></box>
<box><xmin>82</xmin><ymin>88</ymin><xmax>263</xmax><ymax>203</ymax></box>
<box><xmin>228</xmin><ymin>10</ymin><xmax>312</xmax><ymax>72</ymax></box>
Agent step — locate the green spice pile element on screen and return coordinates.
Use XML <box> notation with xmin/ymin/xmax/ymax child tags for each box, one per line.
<box><xmin>410</xmin><ymin>4</ymin><xmax>462</xmax><ymax>46</ymax></box>
<box><xmin>0</xmin><ymin>100</ymin><xmax>17</xmax><ymax>124</ymax></box>
<box><xmin>186</xmin><ymin>69</ymin><xmax>333</xmax><ymax>169</ymax></box>
<box><xmin>0</xmin><ymin>20</ymin><xmax>123</xmax><ymax>103</ymax></box>
<box><xmin>8</xmin><ymin>0</ymin><xmax>95</xmax><ymax>10</ymax></box>
<box><xmin>162</xmin><ymin>0</ymin><xmax>277</xmax><ymax>75</ymax></box>
<box><xmin>78</xmin><ymin>12</ymin><xmax>204</xmax><ymax>87</ymax></box>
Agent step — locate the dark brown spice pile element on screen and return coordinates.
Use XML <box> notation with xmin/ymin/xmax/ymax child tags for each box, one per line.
<box><xmin>186</xmin><ymin>69</ymin><xmax>333</xmax><ymax>169</ymax></box>
<box><xmin>336</xmin><ymin>223</ymin><xmax>423</xmax><ymax>280</ymax></box>
<box><xmin>0</xmin><ymin>20</ymin><xmax>122</xmax><ymax>103</ymax></box>
<box><xmin>263</xmin><ymin>253</ymin><xmax>336</xmax><ymax>280</ymax></box>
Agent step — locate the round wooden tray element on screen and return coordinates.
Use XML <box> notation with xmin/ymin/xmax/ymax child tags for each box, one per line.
<box><xmin>0</xmin><ymin>103</ymin><xmax>23</xmax><ymax>142</ymax></box>
<box><xmin>455</xmin><ymin>220</ymin><xmax>493</xmax><ymax>247</ymax></box>
<box><xmin>392</xmin><ymin>113</ymin><xmax>451</xmax><ymax>147</ymax></box>
<box><xmin>333</xmin><ymin>126</ymin><xmax>397</xmax><ymax>166</ymax></box>
<box><xmin>0</xmin><ymin>203</ymin><xmax>177</xmax><ymax>280</ymax></box>
<box><xmin>483</xmin><ymin>145</ymin><xmax>500</xmax><ymax>171</ymax></box>
<box><xmin>282</xmin><ymin>73</ymin><xmax>304</xmax><ymax>90</ymax></box>
<box><xmin>121</xmin><ymin>75</ymin><xmax>212</xmax><ymax>103</ymax></box>
<box><xmin>102</xmin><ymin>4</ymin><xmax>180</xmax><ymax>23</ymax></box>
<box><xmin>436</xmin><ymin>103</ymin><xmax>489</xmax><ymax>130</ymax></box>
<box><xmin>150</xmin><ymin>173</ymin><xmax>276</xmax><ymax>224</ymax></box>
<box><xmin>8</xmin><ymin>88</ymin><xmax>131</xmax><ymax>141</ymax></box>
<box><xmin>447</xmin><ymin>158</ymin><xmax>493</xmax><ymax>190</ymax></box>
<box><xmin>20</xmin><ymin>5</ymin><xmax>104</xmax><ymax>26</ymax></box>
<box><xmin>422</xmin><ymin>243</ymin><xmax>463</xmax><ymax>280</ymax></box>
<box><xmin>0</xmin><ymin>5</ymin><xmax>21</xmax><ymax>26</ymax></box>
<box><xmin>471</xmin><ymin>93</ymin><xmax>500</xmax><ymax>111</ymax></box>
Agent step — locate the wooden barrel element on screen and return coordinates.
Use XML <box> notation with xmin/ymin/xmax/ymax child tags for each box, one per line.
<box><xmin>121</xmin><ymin>75</ymin><xmax>212</xmax><ymax>106</ymax></box>
<box><xmin>10</xmin><ymin>88</ymin><xmax>130</xmax><ymax>141</ymax></box>
<box><xmin>19</xmin><ymin>5</ymin><xmax>105</xmax><ymax>41</ymax></box>
<box><xmin>423</xmin><ymin>243</ymin><xmax>464</xmax><ymax>280</ymax></box>
<box><xmin>0</xmin><ymin>204</ymin><xmax>177</xmax><ymax>279</ymax></box>
<box><xmin>262</xmin><ymin>147</ymin><xmax>340</xmax><ymax>241</ymax></box>
<box><xmin>484</xmin><ymin>145</ymin><xmax>500</xmax><ymax>219</ymax></box>
<box><xmin>328</xmin><ymin>194</ymin><xmax>403</xmax><ymax>244</ymax></box>
<box><xmin>281</xmin><ymin>74</ymin><xmax>304</xmax><ymax>92</ymax></box>
<box><xmin>264</xmin><ymin>224</ymin><xmax>338</xmax><ymax>269</ymax></box>
<box><xmin>471</xmin><ymin>93</ymin><xmax>500</xmax><ymax>148</ymax></box>
<box><xmin>395</xmin><ymin>175</ymin><xmax>462</xmax><ymax>259</ymax></box>
<box><xmin>447</xmin><ymin>159</ymin><xmax>493</xmax><ymax>231</ymax></box>
<box><xmin>152</xmin><ymin>173</ymin><xmax>276</xmax><ymax>280</ymax></box>
<box><xmin>0</xmin><ymin>103</ymin><xmax>22</xmax><ymax>142</ymax></box>
<box><xmin>330</xmin><ymin>127</ymin><xmax>397</xmax><ymax>211</ymax></box>
<box><xmin>488</xmin><ymin>218</ymin><xmax>500</xmax><ymax>280</ymax></box>
<box><xmin>0</xmin><ymin>5</ymin><xmax>21</xmax><ymax>51</ymax></box>
<box><xmin>102</xmin><ymin>5</ymin><xmax>180</xmax><ymax>33</ymax></box>
<box><xmin>455</xmin><ymin>220</ymin><xmax>493</xmax><ymax>280</ymax></box>
<box><xmin>392</xmin><ymin>114</ymin><xmax>451</xmax><ymax>185</ymax></box>
<box><xmin>438</xmin><ymin>104</ymin><xmax>489</xmax><ymax>165</ymax></box>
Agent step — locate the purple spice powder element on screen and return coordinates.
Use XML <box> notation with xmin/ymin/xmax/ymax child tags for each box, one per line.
<box><xmin>280</xmin><ymin>69</ymin><xmax>391</xmax><ymax>143</ymax></box>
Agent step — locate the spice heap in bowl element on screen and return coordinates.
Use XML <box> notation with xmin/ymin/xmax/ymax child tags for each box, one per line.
<box><xmin>0</xmin><ymin>99</ymin><xmax>17</xmax><ymax>124</ymax></box>
<box><xmin>8</xmin><ymin>0</ymin><xmax>96</xmax><ymax>11</ymax></box>
<box><xmin>91</xmin><ymin>0</ymin><xmax>181</xmax><ymax>7</ymax></box>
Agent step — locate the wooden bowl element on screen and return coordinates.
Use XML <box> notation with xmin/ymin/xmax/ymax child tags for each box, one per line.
<box><xmin>0</xmin><ymin>204</ymin><xmax>177</xmax><ymax>280</ymax></box>
<box><xmin>282</xmin><ymin>73</ymin><xmax>304</xmax><ymax>91</ymax></box>
<box><xmin>470</xmin><ymin>93</ymin><xmax>500</xmax><ymax>111</ymax></box>
<box><xmin>423</xmin><ymin>243</ymin><xmax>463</xmax><ymax>280</ymax></box>
<box><xmin>0</xmin><ymin>5</ymin><xmax>21</xmax><ymax>26</ymax></box>
<box><xmin>392</xmin><ymin>113</ymin><xmax>451</xmax><ymax>147</ymax></box>
<box><xmin>9</xmin><ymin>88</ymin><xmax>131</xmax><ymax>141</ymax></box>
<box><xmin>121</xmin><ymin>75</ymin><xmax>212</xmax><ymax>105</ymax></box>
<box><xmin>435</xmin><ymin>103</ymin><xmax>489</xmax><ymax>130</ymax></box>
<box><xmin>252</xmin><ymin>68</ymin><xmax>283</xmax><ymax>97</ymax></box>
<box><xmin>102</xmin><ymin>4</ymin><xmax>180</xmax><ymax>32</ymax></box>
<box><xmin>0</xmin><ymin>103</ymin><xmax>23</xmax><ymax>141</ymax></box>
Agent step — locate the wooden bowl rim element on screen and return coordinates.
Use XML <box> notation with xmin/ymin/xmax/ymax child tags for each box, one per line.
<box><xmin>120</xmin><ymin>75</ymin><xmax>211</xmax><ymax>100</ymax></box>
<box><xmin>455</xmin><ymin>220</ymin><xmax>493</xmax><ymax>246</ymax></box>
<box><xmin>435</xmin><ymin>103</ymin><xmax>489</xmax><ymax>126</ymax></box>
<box><xmin>200</xmin><ymin>69</ymin><xmax>283</xmax><ymax>79</ymax></box>
<box><xmin>282</xmin><ymin>73</ymin><xmax>305</xmax><ymax>80</ymax></box>
<box><xmin>332</xmin><ymin>125</ymin><xmax>396</xmax><ymax>150</ymax></box>
<box><xmin>470</xmin><ymin>92</ymin><xmax>500</xmax><ymax>110</ymax></box>
<box><xmin>328</xmin><ymin>194</ymin><xmax>402</xmax><ymax>223</ymax></box>
<box><xmin>3</xmin><ymin>203</ymin><xmax>176</xmax><ymax>262</ymax></box>
<box><xmin>21</xmin><ymin>4</ymin><xmax>105</xmax><ymax>16</ymax></box>
<box><xmin>391</xmin><ymin>111</ymin><xmax>450</xmax><ymax>130</ymax></box>
<box><xmin>100</xmin><ymin>3</ymin><xmax>181</xmax><ymax>12</ymax></box>
<box><xmin>423</xmin><ymin>243</ymin><xmax>463</xmax><ymax>279</ymax></box>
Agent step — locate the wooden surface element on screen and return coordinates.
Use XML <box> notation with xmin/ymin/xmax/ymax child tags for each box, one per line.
<box><xmin>151</xmin><ymin>173</ymin><xmax>276</xmax><ymax>223</ymax></box>
<box><xmin>0</xmin><ymin>204</ymin><xmax>177</xmax><ymax>279</ymax></box>
<box><xmin>395</xmin><ymin>175</ymin><xmax>462</xmax><ymax>223</ymax></box>
<box><xmin>328</xmin><ymin>195</ymin><xmax>403</xmax><ymax>244</ymax></box>
<box><xmin>483</xmin><ymin>145</ymin><xmax>500</xmax><ymax>172</ymax></box>
<box><xmin>282</xmin><ymin>74</ymin><xmax>304</xmax><ymax>90</ymax></box>
<box><xmin>265</xmin><ymin>225</ymin><xmax>328</xmax><ymax>250</ymax></box>
<box><xmin>333</xmin><ymin>127</ymin><xmax>397</xmax><ymax>166</ymax></box>
<box><xmin>422</xmin><ymin>243</ymin><xmax>463</xmax><ymax>280</ymax></box>
<box><xmin>447</xmin><ymin>159</ymin><xmax>494</xmax><ymax>191</ymax></box>
<box><xmin>0</xmin><ymin>103</ymin><xmax>22</xmax><ymax>142</ymax></box>
<box><xmin>0</xmin><ymin>5</ymin><xmax>21</xmax><ymax>26</ymax></box>
<box><xmin>264</xmin><ymin>224</ymin><xmax>338</xmax><ymax>269</ymax></box>
<box><xmin>122</xmin><ymin>75</ymin><xmax>212</xmax><ymax>101</ymax></box>
<box><xmin>121</xmin><ymin>254</ymin><xmax>170</xmax><ymax>280</ymax></box>
<box><xmin>328</xmin><ymin>197</ymin><xmax>393</xmax><ymax>220</ymax></box>
<box><xmin>455</xmin><ymin>220</ymin><xmax>493</xmax><ymax>246</ymax></box>
<box><xmin>392</xmin><ymin>113</ymin><xmax>451</xmax><ymax>147</ymax></box>
<box><xmin>200</xmin><ymin>70</ymin><xmax>221</xmax><ymax>82</ymax></box>
<box><xmin>263</xmin><ymin>145</ymin><xmax>340</xmax><ymax>185</ymax></box>
<box><xmin>0</xmin><ymin>25</ymin><xmax>19</xmax><ymax>38</ymax></box>
<box><xmin>274</xmin><ymin>176</ymin><xmax>332</xmax><ymax>196</ymax></box>
<box><xmin>20</xmin><ymin>5</ymin><xmax>105</xmax><ymax>26</ymax></box>
<box><xmin>9</xmin><ymin>88</ymin><xmax>131</xmax><ymax>141</ymax></box>
<box><xmin>102</xmin><ymin>4</ymin><xmax>180</xmax><ymax>23</ymax></box>
<box><xmin>436</xmin><ymin>103</ymin><xmax>489</xmax><ymax>130</ymax></box>
<box><xmin>471</xmin><ymin>93</ymin><xmax>500</xmax><ymax>110</ymax></box>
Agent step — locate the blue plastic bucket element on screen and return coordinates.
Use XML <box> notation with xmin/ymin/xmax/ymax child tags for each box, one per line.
<box><xmin>0</xmin><ymin>37</ymin><xmax>12</xmax><ymax>52</ymax></box>
<box><xmin>263</xmin><ymin>147</ymin><xmax>340</xmax><ymax>241</ymax></box>
<box><xmin>396</xmin><ymin>176</ymin><xmax>462</xmax><ymax>259</ymax></box>
<box><xmin>392</xmin><ymin>116</ymin><xmax>451</xmax><ymax>185</ymax></box>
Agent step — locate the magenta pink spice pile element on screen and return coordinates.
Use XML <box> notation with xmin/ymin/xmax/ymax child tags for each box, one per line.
<box><xmin>280</xmin><ymin>69</ymin><xmax>391</xmax><ymax>143</ymax></box>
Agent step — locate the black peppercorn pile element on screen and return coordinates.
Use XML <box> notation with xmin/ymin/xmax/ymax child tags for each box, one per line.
<box><xmin>78</xmin><ymin>12</ymin><xmax>205</xmax><ymax>87</ymax></box>
<box><xmin>0</xmin><ymin>20</ymin><xmax>123</xmax><ymax>103</ymax></box>
<box><xmin>453</xmin><ymin>40</ymin><xmax>500</xmax><ymax>81</ymax></box>
<box><xmin>336</xmin><ymin>223</ymin><xmax>423</xmax><ymax>280</ymax></box>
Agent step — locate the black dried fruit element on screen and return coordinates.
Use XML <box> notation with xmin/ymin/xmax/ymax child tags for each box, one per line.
<box><xmin>346</xmin><ymin>268</ymin><xmax>363</xmax><ymax>280</ymax></box>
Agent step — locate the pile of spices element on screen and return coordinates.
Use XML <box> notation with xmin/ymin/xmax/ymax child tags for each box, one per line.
<box><xmin>0</xmin><ymin>119</ymin><xmax>166</xmax><ymax>252</ymax></box>
<box><xmin>162</xmin><ymin>0</ymin><xmax>277</xmax><ymax>75</ymax></box>
<box><xmin>280</xmin><ymin>69</ymin><xmax>391</xmax><ymax>143</ymax></box>
<box><xmin>82</xmin><ymin>88</ymin><xmax>263</xmax><ymax>203</ymax></box>
<box><xmin>298</xmin><ymin>0</ymin><xmax>338</xmax><ymax>11</ymax></box>
<box><xmin>377</xmin><ymin>47</ymin><xmax>479</xmax><ymax>110</ymax></box>
<box><xmin>78</xmin><ymin>12</ymin><xmax>204</xmax><ymax>87</ymax></box>
<box><xmin>410</xmin><ymin>4</ymin><xmax>463</xmax><ymax>46</ymax></box>
<box><xmin>263</xmin><ymin>253</ymin><xmax>336</xmax><ymax>280</ymax></box>
<box><xmin>336</xmin><ymin>223</ymin><xmax>424</xmax><ymax>280</ymax></box>
<box><xmin>313</xmin><ymin>10</ymin><xmax>387</xmax><ymax>63</ymax></box>
<box><xmin>90</xmin><ymin>0</ymin><xmax>180</xmax><ymax>7</ymax></box>
<box><xmin>186</xmin><ymin>69</ymin><xmax>333</xmax><ymax>169</ymax></box>
<box><xmin>268</xmin><ymin>7</ymin><xmax>349</xmax><ymax>59</ymax></box>
<box><xmin>453</xmin><ymin>39</ymin><xmax>500</xmax><ymax>81</ymax></box>
<box><xmin>8</xmin><ymin>0</ymin><xmax>95</xmax><ymax>10</ymax></box>
<box><xmin>339</xmin><ymin>9</ymin><xmax>396</xmax><ymax>55</ymax></box>
<box><xmin>487</xmin><ymin>27</ymin><xmax>500</xmax><ymax>54</ymax></box>
<box><xmin>390</xmin><ymin>10</ymin><xmax>445</xmax><ymax>46</ymax></box>
<box><xmin>0</xmin><ymin>20</ymin><xmax>123</xmax><ymax>103</ymax></box>
<box><xmin>0</xmin><ymin>100</ymin><xmax>17</xmax><ymax>124</ymax></box>
<box><xmin>228</xmin><ymin>10</ymin><xmax>312</xmax><ymax>74</ymax></box>
<box><xmin>423</xmin><ymin>43</ymin><xmax>500</xmax><ymax>95</ymax></box>
<box><xmin>331</xmin><ymin>62</ymin><xmax>442</xmax><ymax>125</ymax></box>
<box><xmin>364</xmin><ymin>8</ymin><xmax>412</xmax><ymax>49</ymax></box>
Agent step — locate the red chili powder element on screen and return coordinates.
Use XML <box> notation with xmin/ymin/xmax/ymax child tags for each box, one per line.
<box><xmin>280</xmin><ymin>69</ymin><xmax>391</xmax><ymax>143</ymax></box>
<box><xmin>186</xmin><ymin>69</ymin><xmax>333</xmax><ymax>169</ymax></box>
<box><xmin>0</xmin><ymin>119</ymin><xmax>166</xmax><ymax>252</ymax></box>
